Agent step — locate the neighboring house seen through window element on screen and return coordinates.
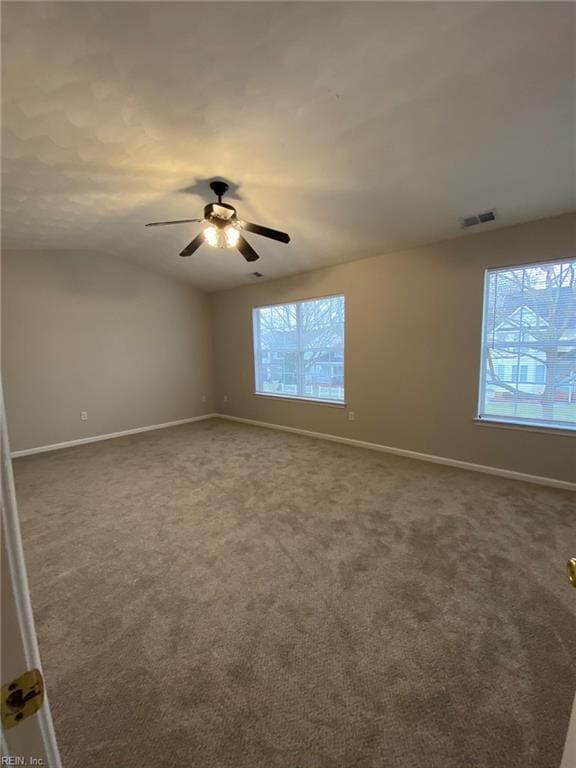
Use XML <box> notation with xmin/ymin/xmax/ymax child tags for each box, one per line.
<box><xmin>253</xmin><ymin>295</ymin><xmax>345</xmax><ymax>404</ymax></box>
<box><xmin>478</xmin><ymin>259</ymin><xmax>576</xmax><ymax>430</ymax></box>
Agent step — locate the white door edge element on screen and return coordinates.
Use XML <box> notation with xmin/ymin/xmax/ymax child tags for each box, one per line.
<box><xmin>561</xmin><ymin>692</ymin><xmax>576</xmax><ymax>768</ymax></box>
<box><xmin>1</xmin><ymin>381</ymin><xmax>62</xmax><ymax>767</ymax></box>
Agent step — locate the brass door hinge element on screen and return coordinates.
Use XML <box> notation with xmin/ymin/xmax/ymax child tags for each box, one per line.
<box><xmin>1</xmin><ymin>668</ymin><xmax>44</xmax><ymax>730</ymax></box>
<box><xmin>568</xmin><ymin>558</ymin><xmax>576</xmax><ymax>588</ymax></box>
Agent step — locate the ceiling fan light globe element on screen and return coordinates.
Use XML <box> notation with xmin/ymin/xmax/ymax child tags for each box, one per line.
<box><xmin>204</xmin><ymin>225</ymin><xmax>219</xmax><ymax>248</ymax></box>
<box><xmin>225</xmin><ymin>226</ymin><xmax>240</xmax><ymax>248</ymax></box>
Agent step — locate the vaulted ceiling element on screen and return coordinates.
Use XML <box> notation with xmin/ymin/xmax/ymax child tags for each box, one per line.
<box><xmin>2</xmin><ymin>2</ymin><xmax>574</xmax><ymax>291</ymax></box>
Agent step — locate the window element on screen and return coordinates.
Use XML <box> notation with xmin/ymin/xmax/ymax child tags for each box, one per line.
<box><xmin>535</xmin><ymin>364</ymin><xmax>546</xmax><ymax>385</ymax></box>
<box><xmin>253</xmin><ymin>295</ymin><xmax>345</xmax><ymax>404</ymax></box>
<box><xmin>478</xmin><ymin>259</ymin><xmax>576</xmax><ymax>430</ymax></box>
<box><xmin>512</xmin><ymin>364</ymin><xmax>529</xmax><ymax>383</ymax></box>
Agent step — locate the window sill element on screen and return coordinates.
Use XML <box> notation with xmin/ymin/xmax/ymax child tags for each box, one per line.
<box><xmin>253</xmin><ymin>393</ymin><xmax>347</xmax><ymax>408</ymax></box>
<box><xmin>474</xmin><ymin>417</ymin><xmax>576</xmax><ymax>437</ymax></box>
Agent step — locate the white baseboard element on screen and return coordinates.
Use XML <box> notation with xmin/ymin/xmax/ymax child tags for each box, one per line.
<box><xmin>11</xmin><ymin>414</ymin><xmax>218</xmax><ymax>458</ymax></box>
<box><xmin>216</xmin><ymin>414</ymin><xmax>576</xmax><ymax>492</ymax></box>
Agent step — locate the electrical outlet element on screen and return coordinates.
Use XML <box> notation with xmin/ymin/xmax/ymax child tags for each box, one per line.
<box><xmin>348</xmin><ymin>410</ymin><xmax>355</xmax><ymax>421</ymax></box>
<box><xmin>223</xmin><ymin>395</ymin><xmax>229</xmax><ymax>403</ymax></box>
<box><xmin>81</xmin><ymin>411</ymin><xmax>88</xmax><ymax>421</ymax></box>
<box><xmin>201</xmin><ymin>394</ymin><xmax>207</xmax><ymax>403</ymax></box>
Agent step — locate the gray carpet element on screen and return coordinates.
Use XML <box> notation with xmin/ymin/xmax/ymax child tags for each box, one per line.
<box><xmin>13</xmin><ymin>418</ymin><xmax>576</xmax><ymax>768</ymax></box>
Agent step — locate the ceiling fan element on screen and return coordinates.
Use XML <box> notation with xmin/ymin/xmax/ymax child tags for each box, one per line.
<box><xmin>145</xmin><ymin>180</ymin><xmax>290</xmax><ymax>262</ymax></box>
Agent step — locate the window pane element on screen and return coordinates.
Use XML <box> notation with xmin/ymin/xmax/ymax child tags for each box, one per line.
<box><xmin>479</xmin><ymin>260</ymin><xmax>576</xmax><ymax>429</ymax></box>
<box><xmin>254</xmin><ymin>295</ymin><xmax>345</xmax><ymax>403</ymax></box>
<box><xmin>257</xmin><ymin>351</ymin><xmax>298</xmax><ymax>396</ymax></box>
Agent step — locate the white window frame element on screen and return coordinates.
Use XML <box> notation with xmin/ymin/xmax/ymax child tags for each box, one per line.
<box><xmin>477</xmin><ymin>260</ymin><xmax>576</xmax><ymax>433</ymax></box>
<box><xmin>252</xmin><ymin>294</ymin><xmax>346</xmax><ymax>406</ymax></box>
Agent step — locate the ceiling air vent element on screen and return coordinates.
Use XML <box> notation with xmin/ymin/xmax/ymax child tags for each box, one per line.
<box><xmin>460</xmin><ymin>209</ymin><xmax>496</xmax><ymax>228</ymax></box>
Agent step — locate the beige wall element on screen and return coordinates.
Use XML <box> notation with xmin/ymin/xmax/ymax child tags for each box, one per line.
<box><xmin>211</xmin><ymin>214</ymin><xmax>576</xmax><ymax>484</ymax></box>
<box><xmin>2</xmin><ymin>250</ymin><xmax>214</xmax><ymax>452</ymax></box>
<box><xmin>3</xmin><ymin>215</ymin><xmax>574</xmax><ymax>480</ymax></box>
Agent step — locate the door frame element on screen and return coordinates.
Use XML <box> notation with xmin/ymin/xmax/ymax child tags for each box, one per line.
<box><xmin>561</xmin><ymin>693</ymin><xmax>576</xmax><ymax>768</ymax></box>
<box><xmin>1</xmin><ymin>382</ymin><xmax>61</xmax><ymax>766</ymax></box>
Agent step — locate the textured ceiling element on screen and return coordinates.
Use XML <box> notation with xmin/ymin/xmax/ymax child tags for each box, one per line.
<box><xmin>2</xmin><ymin>2</ymin><xmax>574</xmax><ymax>291</ymax></box>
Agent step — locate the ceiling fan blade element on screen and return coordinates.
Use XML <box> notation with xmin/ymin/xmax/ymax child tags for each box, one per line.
<box><xmin>179</xmin><ymin>232</ymin><xmax>205</xmax><ymax>257</ymax></box>
<box><xmin>239</xmin><ymin>221</ymin><xmax>290</xmax><ymax>244</ymax></box>
<box><xmin>237</xmin><ymin>235</ymin><xmax>260</xmax><ymax>262</ymax></box>
<box><xmin>146</xmin><ymin>218</ymin><xmax>202</xmax><ymax>227</ymax></box>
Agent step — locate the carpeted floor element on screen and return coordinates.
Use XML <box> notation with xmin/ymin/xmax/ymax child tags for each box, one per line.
<box><xmin>13</xmin><ymin>418</ymin><xmax>576</xmax><ymax>768</ymax></box>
